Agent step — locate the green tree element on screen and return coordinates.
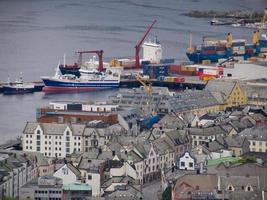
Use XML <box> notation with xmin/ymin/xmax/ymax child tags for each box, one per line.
<box><xmin>162</xmin><ymin>186</ymin><xmax>172</xmax><ymax>200</ymax></box>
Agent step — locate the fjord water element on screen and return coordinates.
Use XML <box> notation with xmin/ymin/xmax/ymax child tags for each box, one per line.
<box><xmin>0</xmin><ymin>0</ymin><xmax>266</xmax><ymax>143</ymax></box>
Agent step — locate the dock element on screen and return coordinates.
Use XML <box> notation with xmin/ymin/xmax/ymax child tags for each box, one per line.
<box><xmin>0</xmin><ymin>77</ymin><xmax>206</xmax><ymax>94</ymax></box>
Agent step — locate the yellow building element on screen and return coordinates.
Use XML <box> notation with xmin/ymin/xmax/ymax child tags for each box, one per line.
<box><xmin>205</xmin><ymin>80</ymin><xmax>247</xmax><ymax>110</ymax></box>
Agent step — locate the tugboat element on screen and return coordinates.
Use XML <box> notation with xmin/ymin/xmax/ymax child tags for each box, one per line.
<box><xmin>3</xmin><ymin>74</ymin><xmax>35</xmax><ymax>95</ymax></box>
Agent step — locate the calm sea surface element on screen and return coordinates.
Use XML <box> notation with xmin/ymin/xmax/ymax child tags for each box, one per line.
<box><xmin>0</xmin><ymin>0</ymin><xmax>266</xmax><ymax>143</ymax></box>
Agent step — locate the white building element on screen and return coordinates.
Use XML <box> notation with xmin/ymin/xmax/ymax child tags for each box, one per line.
<box><xmin>178</xmin><ymin>151</ymin><xmax>196</xmax><ymax>171</ymax></box>
<box><xmin>53</xmin><ymin>163</ymin><xmax>81</xmax><ymax>185</ymax></box>
<box><xmin>23</xmin><ymin>122</ymin><xmax>85</xmax><ymax>158</ymax></box>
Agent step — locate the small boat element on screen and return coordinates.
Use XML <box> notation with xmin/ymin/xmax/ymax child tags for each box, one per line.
<box><xmin>3</xmin><ymin>76</ymin><xmax>35</xmax><ymax>95</ymax></box>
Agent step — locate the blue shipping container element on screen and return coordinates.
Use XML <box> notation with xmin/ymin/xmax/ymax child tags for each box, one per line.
<box><xmin>160</xmin><ymin>58</ymin><xmax>175</xmax><ymax>64</ymax></box>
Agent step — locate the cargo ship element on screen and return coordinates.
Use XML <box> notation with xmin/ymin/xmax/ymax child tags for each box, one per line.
<box><xmin>3</xmin><ymin>76</ymin><xmax>35</xmax><ymax>95</ymax></box>
<box><xmin>186</xmin><ymin>31</ymin><xmax>267</xmax><ymax>63</ymax></box>
<box><xmin>41</xmin><ymin>62</ymin><xmax>121</xmax><ymax>92</ymax></box>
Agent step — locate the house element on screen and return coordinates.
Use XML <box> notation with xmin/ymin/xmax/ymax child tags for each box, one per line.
<box><xmin>187</xmin><ymin>126</ymin><xmax>226</xmax><ymax>148</ymax></box>
<box><xmin>172</xmin><ymin>174</ymin><xmax>219</xmax><ymax>200</ymax></box>
<box><xmin>167</xmin><ymin>90</ymin><xmax>221</xmax><ymax>117</ymax></box>
<box><xmin>53</xmin><ymin>162</ymin><xmax>81</xmax><ymax>185</ymax></box>
<box><xmin>19</xmin><ymin>176</ymin><xmax>63</xmax><ymax>200</ymax></box>
<box><xmin>205</xmin><ymin>79</ymin><xmax>247</xmax><ymax>110</ymax></box>
<box><xmin>63</xmin><ymin>183</ymin><xmax>92</xmax><ymax>199</ymax></box>
<box><xmin>23</xmin><ymin>122</ymin><xmax>85</xmax><ymax>158</ymax></box>
<box><xmin>105</xmin><ymin>184</ymin><xmax>143</xmax><ymax>200</ymax></box>
<box><xmin>0</xmin><ymin>152</ymin><xmax>38</xmax><ymax>199</ymax></box>
<box><xmin>223</xmin><ymin>135</ymin><xmax>250</xmax><ymax>157</ymax></box>
<box><xmin>215</xmin><ymin>162</ymin><xmax>267</xmax><ymax>192</ymax></box>
<box><xmin>133</xmin><ymin>142</ymin><xmax>159</xmax><ymax>183</ymax></box>
<box><xmin>117</xmin><ymin>109</ymin><xmax>142</xmax><ymax>136</ymax></box>
<box><xmin>83</xmin><ymin>123</ymin><xmax>125</xmax><ymax>152</ymax></box>
<box><xmin>156</xmin><ymin>113</ymin><xmax>186</xmax><ymax>130</ymax></box>
<box><xmin>77</xmin><ymin>156</ymin><xmax>105</xmax><ymax>197</ymax></box>
<box><xmin>161</xmin><ymin>130</ymin><xmax>190</xmax><ymax>158</ymax></box>
<box><xmin>239</xmin><ymin>125</ymin><xmax>267</xmax><ymax>153</ymax></box>
<box><xmin>177</xmin><ymin>151</ymin><xmax>196</xmax><ymax>171</ymax></box>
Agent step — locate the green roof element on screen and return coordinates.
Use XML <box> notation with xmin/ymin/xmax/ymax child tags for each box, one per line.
<box><xmin>207</xmin><ymin>156</ymin><xmax>239</xmax><ymax>166</ymax></box>
<box><xmin>63</xmin><ymin>183</ymin><xmax>92</xmax><ymax>191</ymax></box>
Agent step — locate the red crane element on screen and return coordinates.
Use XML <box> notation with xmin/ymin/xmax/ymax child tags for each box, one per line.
<box><xmin>135</xmin><ymin>20</ymin><xmax>157</xmax><ymax>68</ymax></box>
<box><xmin>76</xmin><ymin>50</ymin><xmax>104</xmax><ymax>71</ymax></box>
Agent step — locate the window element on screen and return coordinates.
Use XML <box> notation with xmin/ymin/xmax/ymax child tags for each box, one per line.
<box><xmin>66</xmin><ymin>131</ymin><xmax>70</xmax><ymax>136</ymax></box>
<box><xmin>181</xmin><ymin>162</ymin><xmax>185</xmax><ymax>167</ymax></box>
<box><xmin>259</xmin><ymin>142</ymin><xmax>262</xmax><ymax>146</ymax></box>
<box><xmin>37</xmin><ymin>147</ymin><xmax>40</xmax><ymax>151</ymax></box>
<box><xmin>88</xmin><ymin>174</ymin><xmax>92</xmax><ymax>180</ymax></box>
<box><xmin>37</xmin><ymin>130</ymin><xmax>41</xmax><ymax>135</ymax></box>
<box><xmin>26</xmin><ymin>135</ymin><xmax>28</xmax><ymax>138</ymax></box>
<box><xmin>37</xmin><ymin>135</ymin><xmax>40</xmax><ymax>140</ymax></box>
<box><xmin>189</xmin><ymin>162</ymin><xmax>193</xmax><ymax>167</ymax></box>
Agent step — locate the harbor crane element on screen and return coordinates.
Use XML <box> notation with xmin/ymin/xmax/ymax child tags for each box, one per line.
<box><xmin>135</xmin><ymin>74</ymin><xmax>153</xmax><ymax>115</ymax></box>
<box><xmin>253</xmin><ymin>9</ymin><xmax>267</xmax><ymax>45</ymax></box>
<box><xmin>135</xmin><ymin>20</ymin><xmax>157</xmax><ymax>68</ymax></box>
<box><xmin>76</xmin><ymin>50</ymin><xmax>104</xmax><ymax>71</ymax></box>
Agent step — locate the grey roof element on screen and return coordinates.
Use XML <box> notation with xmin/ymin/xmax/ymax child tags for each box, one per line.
<box><xmin>168</xmin><ymin>90</ymin><xmax>220</xmax><ymax>112</ymax></box>
<box><xmin>239</xmin><ymin>126</ymin><xmax>267</xmax><ymax>141</ymax></box>
<box><xmin>164</xmin><ymin>130</ymin><xmax>189</xmax><ymax>146</ymax></box>
<box><xmin>24</xmin><ymin>122</ymin><xmax>86</xmax><ymax>136</ymax></box>
<box><xmin>187</xmin><ymin>126</ymin><xmax>226</xmax><ymax>136</ymax></box>
<box><xmin>102</xmin><ymin>176</ymin><xmax>135</xmax><ymax>188</ymax></box>
<box><xmin>152</xmin><ymin>138</ymin><xmax>174</xmax><ymax>155</ymax></box>
<box><xmin>224</xmin><ymin>135</ymin><xmax>248</xmax><ymax>148</ymax></box>
<box><xmin>158</xmin><ymin>114</ymin><xmax>185</xmax><ymax>129</ymax></box>
<box><xmin>23</xmin><ymin>122</ymin><xmax>39</xmax><ymax>134</ymax></box>
<box><xmin>205</xmin><ymin>80</ymin><xmax>237</xmax><ymax>101</ymax></box>
<box><xmin>106</xmin><ymin>185</ymin><xmax>142</xmax><ymax>200</ymax></box>
<box><xmin>219</xmin><ymin>175</ymin><xmax>260</xmax><ymax>190</ymax></box>
<box><xmin>229</xmin><ymin>119</ymin><xmax>254</xmax><ymax>132</ymax></box>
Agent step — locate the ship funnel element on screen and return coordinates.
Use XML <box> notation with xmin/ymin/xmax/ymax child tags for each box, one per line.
<box><xmin>252</xmin><ymin>30</ymin><xmax>260</xmax><ymax>45</ymax></box>
<box><xmin>226</xmin><ymin>33</ymin><xmax>233</xmax><ymax>48</ymax></box>
<box><xmin>187</xmin><ymin>33</ymin><xmax>193</xmax><ymax>53</ymax></box>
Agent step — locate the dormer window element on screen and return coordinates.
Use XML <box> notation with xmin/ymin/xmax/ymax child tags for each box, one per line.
<box><xmin>37</xmin><ymin>130</ymin><xmax>41</xmax><ymax>135</ymax></box>
<box><xmin>227</xmin><ymin>184</ymin><xmax>234</xmax><ymax>191</ymax></box>
<box><xmin>245</xmin><ymin>184</ymin><xmax>253</xmax><ymax>192</ymax></box>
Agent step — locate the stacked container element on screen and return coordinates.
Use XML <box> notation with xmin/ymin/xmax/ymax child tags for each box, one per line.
<box><xmin>143</xmin><ymin>64</ymin><xmax>169</xmax><ymax>79</ymax></box>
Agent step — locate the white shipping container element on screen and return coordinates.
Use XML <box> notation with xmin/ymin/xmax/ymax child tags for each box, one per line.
<box><xmin>203</xmin><ymin>69</ymin><xmax>218</xmax><ymax>76</ymax></box>
<box><xmin>50</xmin><ymin>102</ymin><xmax>67</xmax><ymax>110</ymax></box>
<box><xmin>260</xmin><ymin>47</ymin><xmax>267</xmax><ymax>53</ymax></box>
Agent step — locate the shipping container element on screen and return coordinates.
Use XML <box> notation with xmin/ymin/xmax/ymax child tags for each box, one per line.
<box><xmin>160</xmin><ymin>58</ymin><xmax>175</xmax><ymax>64</ymax></box>
<box><xmin>67</xmin><ymin>103</ymin><xmax>82</xmax><ymax>111</ymax></box>
<box><xmin>174</xmin><ymin>77</ymin><xmax>185</xmax><ymax>83</ymax></box>
<box><xmin>202</xmin><ymin>60</ymin><xmax>211</xmax><ymax>65</ymax></box>
<box><xmin>141</xmin><ymin>60</ymin><xmax>150</xmax><ymax>65</ymax></box>
<box><xmin>181</xmin><ymin>65</ymin><xmax>197</xmax><ymax>72</ymax></box>
<box><xmin>169</xmin><ymin>64</ymin><xmax>181</xmax><ymax>74</ymax></box>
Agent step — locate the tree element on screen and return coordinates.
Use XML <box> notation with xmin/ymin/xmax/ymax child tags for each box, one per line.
<box><xmin>162</xmin><ymin>186</ymin><xmax>172</xmax><ymax>200</ymax></box>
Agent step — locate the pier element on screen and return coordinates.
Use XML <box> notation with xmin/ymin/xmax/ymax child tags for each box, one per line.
<box><xmin>0</xmin><ymin>77</ymin><xmax>206</xmax><ymax>94</ymax></box>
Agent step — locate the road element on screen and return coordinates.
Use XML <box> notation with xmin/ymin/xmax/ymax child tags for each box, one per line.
<box><xmin>143</xmin><ymin>181</ymin><xmax>161</xmax><ymax>200</ymax></box>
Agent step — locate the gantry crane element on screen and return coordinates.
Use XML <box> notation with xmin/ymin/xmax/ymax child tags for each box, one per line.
<box><xmin>76</xmin><ymin>50</ymin><xmax>104</xmax><ymax>71</ymax></box>
<box><xmin>135</xmin><ymin>20</ymin><xmax>157</xmax><ymax>68</ymax></box>
<box><xmin>135</xmin><ymin>74</ymin><xmax>153</xmax><ymax>115</ymax></box>
<box><xmin>253</xmin><ymin>9</ymin><xmax>267</xmax><ymax>45</ymax></box>
<box><xmin>135</xmin><ymin>74</ymin><xmax>153</xmax><ymax>96</ymax></box>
